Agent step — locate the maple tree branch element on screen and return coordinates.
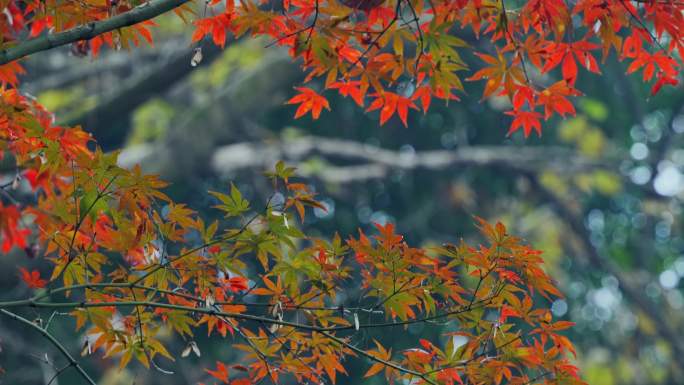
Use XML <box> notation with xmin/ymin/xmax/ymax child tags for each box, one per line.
<box><xmin>350</xmin><ymin>1</ymin><xmax>402</xmax><ymax>71</ymax></box>
<box><xmin>306</xmin><ymin>0</ymin><xmax>320</xmax><ymax>43</ymax></box>
<box><xmin>424</xmin><ymin>334</ymin><xmax>523</xmax><ymax>374</ymax></box>
<box><xmin>12</xmin><ymin>281</ymin><xmax>368</xmax><ymax>312</ymax></box>
<box><xmin>618</xmin><ymin>0</ymin><xmax>667</xmax><ymax>52</ymax></box>
<box><xmin>260</xmin><ymin>321</ymin><xmax>327</xmax><ymax>383</ymax></box>
<box><xmin>0</xmin><ymin>309</ymin><xmax>97</xmax><ymax>385</ymax></box>
<box><xmin>316</xmin><ymin>330</ymin><xmax>438</xmax><ymax>385</ymax></box>
<box><xmin>401</xmin><ymin>0</ymin><xmax>425</xmax><ymax>73</ymax></box>
<box><xmin>219</xmin><ymin>314</ymin><xmax>279</xmax><ymax>383</ymax></box>
<box><xmin>131</xmin><ymin>204</ymin><xmax>266</xmax><ymax>286</ymax></box>
<box><xmin>0</xmin><ymin>289</ymin><xmax>496</xmax><ymax>333</ymax></box>
<box><xmin>16</xmin><ymin>300</ymin><xmax>331</xmax><ymax>330</ymax></box>
<box><xmin>50</xmin><ymin>176</ymin><xmax>117</xmax><ymax>289</ymax></box>
<box><xmin>46</xmin><ymin>364</ymin><xmax>74</xmax><ymax>385</ymax></box>
<box><xmin>0</xmin><ymin>0</ymin><xmax>192</xmax><ymax>66</ymax></box>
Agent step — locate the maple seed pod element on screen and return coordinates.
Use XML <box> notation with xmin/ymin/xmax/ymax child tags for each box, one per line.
<box><xmin>191</xmin><ymin>47</ymin><xmax>203</xmax><ymax>67</ymax></box>
<box><xmin>24</xmin><ymin>243</ymin><xmax>40</xmax><ymax>259</ymax></box>
<box><xmin>205</xmin><ymin>294</ymin><xmax>215</xmax><ymax>308</ymax></box>
<box><xmin>181</xmin><ymin>341</ymin><xmax>201</xmax><ymax>358</ymax></box>
<box><xmin>361</xmin><ymin>32</ymin><xmax>372</xmax><ymax>45</ymax></box>
<box><xmin>396</xmin><ymin>79</ymin><xmax>416</xmax><ymax>98</ymax></box>
<box><xmin>70</xmin><ymin>40</ymin><xmax>90</xmax><ymax>57</ymax></box>
<box><xmin>339</xmin><ymin>0</ymin><xmax>385</xmax><ymax>11</ymax></box>
<box><xmin>11</xmin><ymin>173</ymin><xmax>20</xmax><ymax>190</ymax></box>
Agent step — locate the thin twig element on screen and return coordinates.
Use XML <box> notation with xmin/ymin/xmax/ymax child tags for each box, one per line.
<box><xmin>0</xmin><ymin>309</ymin><xmax>97</xmax><ymax>385</ymax></box>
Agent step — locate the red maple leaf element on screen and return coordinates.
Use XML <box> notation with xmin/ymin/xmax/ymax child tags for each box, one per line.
<box><xmin>0</xmin><ymin>203</ymin><xmax>30</xmax><ymax>253</ymax></box>
<box><xmin>329</xmin><ymin>81</ymin><xmax>365</xmax><ymax>106</ymax></box>
<box><xmin>225</xmin><ymin>276</ymin><xmax>249</xmax><ymax>292</ymax></box>
<box><xmin>505</xmin><ymin>110</ymin><xmax>543</xmax><ymax>137</ymax></box>
<box><xmin>651</xmin><ymin>71</ymin><xmax>679</xmax><ymax>95</ymax></box>
<box><xmin>436</xmin><ymin>368</ymin><xmax>464</xmax><ymax>385</ymax></box>
<box><xmin>19</xmin><ymin>268</ymin><xmax>47</xmax><ymax>289</ymax></box>
<box><xmin>499</xmin><ymin>304</ymin><xmax>520</xmax><ymax>323</ymax></box>
<box><xmin>286</xmin><ymin>87</ymin><xmax>330</xmax><ymax>119</ymax></box>
<box><xmin>366</xmin><ymin>92</ymin><xmax>418</xmax><ymax>127</ymax></box>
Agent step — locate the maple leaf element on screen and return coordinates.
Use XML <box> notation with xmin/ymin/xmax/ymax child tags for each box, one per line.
<box><xmin>29</xmin><ymin>16</ymin><xmax>52</xmax><ymax>38</ymax></box>
<box><xmin>537</xmin><ymin>80</ymin><xmax>581</xmax><ymax>119</ymax></box>
<box><xmin>328</xmin><ymin>81</ymin><xmax>366</xmax><ymax>106</ymax></box>
<box><xmin>366</xmin><ymin>92</ymin><xmax>418</xmax><ymax>126</ymax></box>
<box><xmin>225</xmin><ymin>276</ymin><xmax>249</xmax><ymax>292</ymax></box>
<box><xmin>206</xmin><ymin>361</ymin><xmax>230</xmax><ymax>383</ymax></box>
<box><xmin>626</xmin><ymin>50</ymin><xmax>678</xmax><ymax>82</ymax></box>
<box><xmin>0</xmin><ymin>203</ymin><xmax>30</xmax><ymax>253</ymax></box>
<box><xmin>19</xmin><ymin>268</ymin><xmax>47</xmax><ymax>289</ymax></box>
<box><xmin>23</xmin><ymin>169</ymin><xmax>49</xmax><ymax>191</ymax></box>
<box><xmin>412</xmin><ymin>86</ymin><xmax>432</xmax><ymax>112</ymax></box>
<box><xmin>512</xmin><ymin>85</ymin><xmax>535</xmax><ymax>110</ymax></box>
<box><xmin>192</xmin><ymin>13</ymin><xmax>233</xmax><ymax>47</ymax></box>
<box><xmin>651</xmin><ymin>71</ymin><xmax>679</xmax><ymax>95</ymax></box>
<box><xmin>319</xmin><ymin>353</ymin><xmax>347</xmax><ymax>384</ymax></box>
<box><xmin>373</xmin><ymin>222</ymin><xmax>404</xmax><ymax>249</ymax></box>
<box><xmin>542</xmin><ymin>41</ymin><xmax>601</xmax><ymax>85</ymax></box>
<box><xmin>468</xmin><ymin>51</ymin><xmax>525</xmax><ymax>100</ymax></box>
<box><xmin>286</xmin><ymin>87</ymin><xmax>330</xmax><ymax>119</ymax></box>
<box><xmin>364</xmin><ymin>340</ymin><xmax>392</xmax><ymax>378</ymax></box>
<box><xmin>499</xmin><ymin>304</ymin><xmax>520</xmax><ymax>323</ymax></box>
<box><xmin>505</xmin><ymin>110</ymin><xmax>543</xmax><ymax>137</ymax></box>
<box><xmin>436</xmin><ymin>368</ymin><xmax>464</xmax><ymax>385</ymax></box>
<box><xmin>0</xmin><ymin>62</ymin><xmax>25</xmax><ymax>87</ymax></box>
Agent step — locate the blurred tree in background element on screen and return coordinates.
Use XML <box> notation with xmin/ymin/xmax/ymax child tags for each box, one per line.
<box><xmin>2</xmin><ymin>0</ymin><xmax>684</xmax><ymax>384</ymax></box>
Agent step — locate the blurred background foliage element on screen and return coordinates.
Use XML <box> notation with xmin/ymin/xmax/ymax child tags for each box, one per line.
<box><xmin>3</xmin><ymin>10</ymin><xmax>684</xmax><ymax>385</ymax></box>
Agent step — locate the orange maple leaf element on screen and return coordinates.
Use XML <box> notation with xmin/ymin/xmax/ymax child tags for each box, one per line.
<box><xmin>206</xmin><ymin>361</ymin><xmax>230</xmax><ymax>383</ymax></box>
<box><xmin>287</xmin><ymin>87</ymin><xmax>330</xmax><ymax>119</ymax></box>
<box><xmin>366</xmin><ymin>92</ymin><xmax>418</xmax><ymax>127</ymax></box>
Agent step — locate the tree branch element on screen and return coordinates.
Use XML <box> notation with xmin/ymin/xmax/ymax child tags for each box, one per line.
<box><xmin>62</xmin><ymin>43</ymin><xmax>223</xmax><ymax>150</ymax></box>
<box><xmin>316</xmin><ymin>330</ymin><xmax>438</xmax><ymax>385</ymax></box>
<box><xmin>0</xmin><ymin>0</ymin><xmax>192</xmax><ymax>65</ymax></box>
<box><xmin>525</xmin><ymin>174</ymin><xmax>684</xmax><ymax>375</ymax></box>
<box><xmin>207</xmin><ymin>136</ymin><xmax>612</xmax><ymax>183</ymax></box>
<box><xmin>21</xmin><ymin>37</ymin><xmax>194</xmax><ymax>93</ymax></box>
<box><xmin>0</xmin><ymin>296</ymin><xmax>493</xmax><ymax>334</ymax></box>
<box><xmin>0</xmin><ymin>309</ymin><xmax>97</xmax><ymax>385</ymax></box>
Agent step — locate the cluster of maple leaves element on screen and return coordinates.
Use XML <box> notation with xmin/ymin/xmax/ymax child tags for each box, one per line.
<box><xmin>3</xmin><ymin>0</ymin><xmax>683</xmax><ymax>134</ymax></box>
<box><xmin>0</xmin><ymin>84</ymin><xmax>584</xmax><ymax>383</ymax></box>
<box><xmin>0</xmin><ymin>0</ymin><xmax>616</xmax><ymax>382</ymax></box>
